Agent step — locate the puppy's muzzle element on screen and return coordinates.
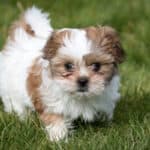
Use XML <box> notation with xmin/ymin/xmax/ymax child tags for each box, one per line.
<box><xmin>77</xmin><ymin>76</ymin><xmax>89</xmax><ymax>92</ymax></box>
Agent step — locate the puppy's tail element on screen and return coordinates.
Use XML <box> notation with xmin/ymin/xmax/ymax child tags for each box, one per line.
<box><xmin>4</xmin><ymin>6</ymin><xmax>53</xmax><ymax>52</ymax></box>
<box><xmin>10</xmin><ymin>6</ymin><xmax>53</xmax><ymax>39</ymax></box>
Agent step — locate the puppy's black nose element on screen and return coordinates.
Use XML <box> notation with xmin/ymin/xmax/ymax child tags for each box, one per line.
<box><xmin>78</xmin><ymin>77</ymin><xmax>89</xmax><ymax>86</ymax></box>
<box><xmin>77</xmin><ymin>77</ymin><xmax>89</xmax><ymax>92</ymax></box>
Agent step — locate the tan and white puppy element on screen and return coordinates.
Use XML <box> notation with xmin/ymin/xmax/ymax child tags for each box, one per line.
<box><xmin>0</xmin><ymin>7</ymin><xmax>125</xmax><ymax>141</ymax></box>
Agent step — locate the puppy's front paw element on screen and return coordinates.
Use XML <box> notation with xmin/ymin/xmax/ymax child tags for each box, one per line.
<box><xmin>45</xmin><ymin>121</ymin><xmax>68</xmax><ymax>141</ymax></box>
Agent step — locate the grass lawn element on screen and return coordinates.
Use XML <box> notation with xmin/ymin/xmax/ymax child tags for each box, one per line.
<box><xmin>0</xmin><ymin>0</ymin><xmax>150</xmax><ymax>149</ymax></box>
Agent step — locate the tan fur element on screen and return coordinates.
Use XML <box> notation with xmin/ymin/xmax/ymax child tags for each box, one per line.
<box><xmin>50</xmin><ymin>55</ymin><xmax>75</xmax><ymax>76</ymax></box>
<box><xmin>85</xmin><ymin>26</ymin><xmax>125</xmax><ymax>63</ymax></box>
<box><xmin>83</xmin><ymin>52</ymin><xmax>117</xmax><ymax>82</ymax></box>
<box><xmin>99</xmin><ymin>63</ymin><xmax>117</xmax><ymax>82</ymax></box>
<box><xmin>9</xmin><ymin>15</ymin><xmax>35</xmax><ymax>40</ymax></box>
<box><xmin>84</xmin><ymin>53</ymin><xmax>116</xmax><ymax>82</ymax></box>
<box><xmin>50</xmin><ymin>53</ymin><xmax>117</xmax><ymax>85</ymax></box>
<box><xmin>43</xmin><ymin>30</ymin><xmax>71</xmax><ymax>60</ymax></box>
<box><xmin>50</xmin><ymin>57</ymin><xmax>78</xmax><ymax>83</ymax></box>
<box><xmin>85</xmin><ymin>26</ymin><xmax>101</xmax><ymax>43</ymax></box>
<box><xmin>27</xmin><ymin>58</ymin><xmax>64</xmax><ymax>126</ymax></box>
<box><xmin>83</xmin><ymin>52</ymin><xmax>115</xmax><ymax>66</ymax></box>
<box><xmin>27</xmin><ymin>58</ymin><xmax>44</xmax><ymax>114</ymax></box>
<box><xmin>40</xmin><ymin>113</ymin><xmax>63</xmax><ymax>125</ymax></box>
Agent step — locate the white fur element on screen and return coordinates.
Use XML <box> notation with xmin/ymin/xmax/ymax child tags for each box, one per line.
<box><xmin>0</xmin><ymin>7</ymin><xmax>53</xmax><ymax>116</ymax></box>
<box><xmin>24</xmin><ymin>6</ymin><xmax>52</xmax><ymax>38</ymax></box>
<box><xmin>58</xmin><ymin>29</ymin><xmax>91</xmax><ymax>58</ymax></box>
<box><xmin>0</xmin><ymin>7</ymin><xmax>121</xmax><ymax>141</ymax></box>
<box><xmin>40</xmin><ymin>65</ymin><xmax>120</xmax><ymax>121</ymax></box>
<box><xmin>45</xmin><ymin>119</ymin><xmax>71</xmax><ymax>141</ymax></box>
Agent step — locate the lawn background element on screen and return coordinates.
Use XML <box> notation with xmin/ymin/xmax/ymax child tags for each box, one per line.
<box><xmin>0</xmin><ymin>0</ymin><xmax>150</xmax><ymax>149</ymax></box>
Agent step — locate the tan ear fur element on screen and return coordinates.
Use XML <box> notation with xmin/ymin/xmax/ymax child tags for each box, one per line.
<box><xmin>43</xmin><ymin>30</ymin><xmax>71</xmax><ymax>60</ymax></box>
<box><xmin>85</xmin><ymin>26</ymin><xmax>125</xmax><ymax>63</ymax></box>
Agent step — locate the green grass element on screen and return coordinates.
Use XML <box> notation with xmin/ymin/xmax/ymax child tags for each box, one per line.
<box><xmin>0</xmin><ymin>0</ymin><xmax>150</xmax><ymax>149</ymax></box>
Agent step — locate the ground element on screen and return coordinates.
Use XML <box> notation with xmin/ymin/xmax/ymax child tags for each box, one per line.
<box><xmin>0</xmin><ymin>0</ymin><xmax>150</xmax><ymax>149</ymax></box>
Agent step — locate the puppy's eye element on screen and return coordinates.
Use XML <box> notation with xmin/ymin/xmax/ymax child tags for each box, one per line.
<box><xmin>64</xmin><ymin>63</ymin><xmax>74</xmax><ymax>71</ymax></box>
<box><xmin>91</xmin><ymin>62</ymin><xmax>101</xmax><ymax>72</ymax></box>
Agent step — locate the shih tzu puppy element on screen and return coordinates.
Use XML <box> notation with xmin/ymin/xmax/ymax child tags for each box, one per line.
<box><xmin>0</xmin><ymin>7</ymin><xmax>125</xmax><ymax>141</ymax></box>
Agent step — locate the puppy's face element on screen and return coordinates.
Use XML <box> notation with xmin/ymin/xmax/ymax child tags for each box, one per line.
<box><xmin>43</xmin><ymin>26</ymin><xmax>125</xmax><ymax>97</ymax></box>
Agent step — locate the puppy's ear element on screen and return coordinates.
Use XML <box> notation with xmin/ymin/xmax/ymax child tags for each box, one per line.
<box><xmin>85</xmin><ymin>26</ymin><xmax>125</xmax><ymax>64</ymax></box>
<box><xmin>43</xmin><ymin>31</ymin><xmax>60</xmax><ymax>60</ymax></box>
<box><xmin>43</xmin><ymin>30</ymin><xmax>71</xmax><ymax>60</ymax></box>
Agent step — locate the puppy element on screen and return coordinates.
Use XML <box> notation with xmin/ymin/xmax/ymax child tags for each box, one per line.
<box><xmin>0</xmin><ymin>7</ymin><xmax>125</xmax><ymax>141</ymax></box>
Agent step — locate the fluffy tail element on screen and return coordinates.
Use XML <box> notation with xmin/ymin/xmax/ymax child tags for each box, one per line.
<box><xmin>11</xmin><ymin>6</ymin><xmax>53</xmax><ymax>39</ymax></box>
<box><xmin>3</xmin><ymin>6</ymin><xmax>53</xmax><ymax>52</ymax></box>
<box><xmin>21</xmin><ymin>6</ymin><xmax>53</xmax><ymax>38</ymax></box>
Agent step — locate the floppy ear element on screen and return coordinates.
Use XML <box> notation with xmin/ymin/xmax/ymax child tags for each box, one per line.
<box><xmin>43</xmin><ymin>31</ymin><xmax>60</xmax><ymax>60</ymax></box>
<box><xmin>85</xmin><ymin>26</ymin><xmax>125</xmax><ymax>64</ymax></box>
<box><xmin>43</xmin><ymin>30</ymin><xmax>71</xmax><ymax>60</ymax></box>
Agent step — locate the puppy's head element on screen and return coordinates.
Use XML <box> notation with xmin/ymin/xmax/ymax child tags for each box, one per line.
<box><xmin>43</xmin><ymin>26</ymin><xmax>125</xmax><ymax>97</ymax></box>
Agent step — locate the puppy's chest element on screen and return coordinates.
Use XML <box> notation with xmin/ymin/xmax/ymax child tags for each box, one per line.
<box><xmin>42</xmin><ymin>91</ymin><xmax>104</xmax><ymax>121</ymax></box>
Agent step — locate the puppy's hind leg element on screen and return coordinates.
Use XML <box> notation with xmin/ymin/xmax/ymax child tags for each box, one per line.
<box><xmin>1</xmin><ymin>96</ymin><xmax>13</xmax><ymax>113</ymax></box>
<box><xmin>2</xmin><ymin>96</ymin><xmax>26</xmax><ymax>119</ymax></box>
